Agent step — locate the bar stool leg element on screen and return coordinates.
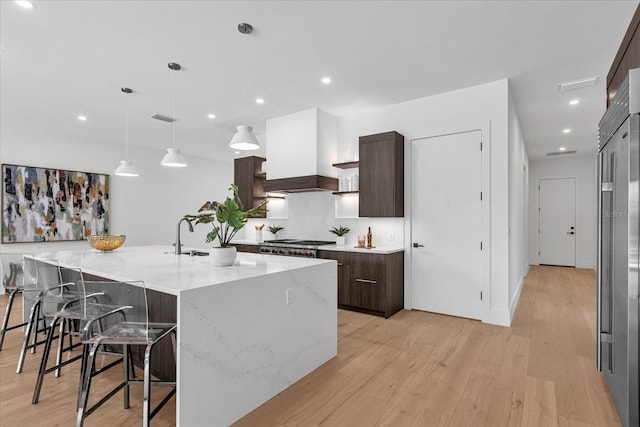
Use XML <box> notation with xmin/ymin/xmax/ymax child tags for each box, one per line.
<box><xmin>32</xmin><ymin>316</ymin><xmax>59</xmax><ymax>404</ymax></box>
<box><xmin>30</xmin><ymin>303</ymin><xmax>40</xmax><ymax>354</ymax></box>
<box><xmin>0</xmin><ymin>289</ymin><xmax>19</xmax><ymax>350</ymax></box>
<box><xmin>77</xmin><ymin>343</ymin><xmax>90</xmax><ymax>410</ymax></box>
<box><xmin>143</xmin><ymin>343</ymin><xmax>153</xmax><ymax>427</ymax></box>
<box><xmin>55</xmin><ymin>318</ymin><xmax>67</xmax><ymax>377</ymax></box>
<box><xmin>16</xmin><ymin>301</ymin><xmax>40</xmax><ymax>373</ymax></box>
<box><xmin>123</xmin><ymin>344</ymin><xmax>130</xmax><ymax>409</ymax></box>
<box><xmin>76</xmin><ymin>342</ymin><xmax>99</xmax><ymax>427</ymax></box>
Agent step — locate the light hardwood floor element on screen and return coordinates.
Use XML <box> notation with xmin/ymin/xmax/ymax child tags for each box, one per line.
<box><xmin>0</xmin><ymin>266</ymin><xmax>621</xmax><ymax>426</ymax></box>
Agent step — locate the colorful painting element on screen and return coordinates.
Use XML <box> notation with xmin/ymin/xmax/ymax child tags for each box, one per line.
<box><xmin>1</xmin><ymin>164</ymin><xmax>110</xmax><ymax>243</ymax></box>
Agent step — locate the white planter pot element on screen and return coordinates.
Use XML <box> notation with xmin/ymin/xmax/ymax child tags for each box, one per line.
<box><xmin>210</xmin><ymin>246</ymin><xmax>237</xmax><ymax>267</ymax></box>
<box><xmin>336</xmin><ymin>236</ymin><xmax>346</xmax><ymax>246</ymax></box>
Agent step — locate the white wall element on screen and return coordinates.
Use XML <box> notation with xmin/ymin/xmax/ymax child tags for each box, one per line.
<box><xmin>528</xmin><ymin>154</ymin><xmax>597</xmax><ymax>269</ymax></box>
<box><xmin>0</xmin><ymin>126</ymin><xmax>233</xmax><ymax>256</ymax></box>
<box><xmin>507</xmin><ymin>84</ymin><xmax>529</xmax><ymax>322</ymax></box>
<box><xmin>334</xmin><ymin>79</ymin><xmax>515</xmax><ymax>326</ymax></box>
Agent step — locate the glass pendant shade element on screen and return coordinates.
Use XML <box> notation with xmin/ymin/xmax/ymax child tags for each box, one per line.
<box><xmin>229</xmin><ymin>125</ymin><xmax>260</xmax><ymax>150</ymax></box>
<box><xmin>114</xmin><ymin>160</ymin><xmax>139</xmax><ymax>177</ymax></box>
<box><xmin>161</xmin><ymin>148</ymin><xmax>187</xmax><ymax>167</ymax></box>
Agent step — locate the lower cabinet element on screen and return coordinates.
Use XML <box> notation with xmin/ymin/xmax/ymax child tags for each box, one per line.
<box><xmin>233</xmin><ymin>244</ymin><xmax>260</xmax><ymax>254</ymax></box>
<box><xmin>318</xmin><ymin>250</ymin><xmax>404</xmax><ymax>318</ymax></box>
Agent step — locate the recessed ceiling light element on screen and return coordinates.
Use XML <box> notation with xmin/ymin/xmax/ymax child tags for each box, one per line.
<box><xmin>559</xmin><ymin>147</ymin><xmax>567</xmax><ymax>151</ymax></box>
<box><xmin>77</xmin><ymin>115</ymin><xmax>87</xmax><ymax>121</ymax></box>
<box><xmin>15</xmin><ymin>1</ymin><xmax>36</xmax><ymax>9</ymax></box>
<box><xmin>563</xmin><ymin>128</ymin><xmax>571</xmax><ymax>134</ymax></box>
<box><xmin>569</xmin><ymin>99</ymin><xmax>579</xmax><ymax>105</ymax></box>
<box><xmin>255</xmin><ymin>98</ymin><xmax>264</xmax><ymax>105</ymax></box>
<box><xmin>321</xmin><ymin>77</ymin><xmax>331</xmax><ymax>85</ymax></box>
<box><xmin>207</xmin><ymin>114</ymin><xmax>216</xmax><ymax>119</ymax></box>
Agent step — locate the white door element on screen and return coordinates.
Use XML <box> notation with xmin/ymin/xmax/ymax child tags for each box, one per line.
<box><xmin>411</xmin><ymin>131</ymin><xmax>483</xmax><ymax>320</ymax></box>
<box><xmin>538</xmin><ymin>178</ymin><xmax>576</xmax><ymax>266</ymax></box>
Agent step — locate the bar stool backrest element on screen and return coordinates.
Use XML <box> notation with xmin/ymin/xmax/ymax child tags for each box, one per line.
<box><xmin>81</xmin><ymin>280</ymin><xmax>150</xmax><ymax>345</ymax></box>
<box><xmin>0</xmin><ymin>252</ymin><xmax>25</xmax><ymax>291</ymax></box>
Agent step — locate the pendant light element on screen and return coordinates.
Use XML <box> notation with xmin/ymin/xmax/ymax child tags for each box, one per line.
<box><xmin>229</xmin><ymin>23</ymin><xmax>261</xmax><ymax>151</ymax></box>
<box><xmin>114</xmin><ymin>87</ymin><xmax>139</xmax><ymax>177</ymax></box>
<box><xmin>161</xmin><ymin>62</ymin><xmax>187</xmax><ymax>167</ymax></box>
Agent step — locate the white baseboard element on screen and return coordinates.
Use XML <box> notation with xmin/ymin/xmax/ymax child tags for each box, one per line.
<box><xmin>509</xmin><ymin>275</ymin><xmax>525</xmax><ymax>323</ymax></box>
<box><xmin>485</xmin><ymin>308</ymin><xmax>511</xmax><ymax>327</ymax></box>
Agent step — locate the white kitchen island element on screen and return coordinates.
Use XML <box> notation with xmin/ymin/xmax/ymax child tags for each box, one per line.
<box><xmin>38</xmin><ymin>245</ymin><xmax>338</xmax><ymax>426</ymax></box>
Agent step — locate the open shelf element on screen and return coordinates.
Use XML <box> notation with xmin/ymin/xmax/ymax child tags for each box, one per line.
<box><xmin>332</xmin><ymin>191</ymin><xmax>359</xmax><ymax>196</ymax></box>
<box><xmin>332</xmin><ymin>161</ymin><xmax>359</xmax><ymax>169</ymax></box>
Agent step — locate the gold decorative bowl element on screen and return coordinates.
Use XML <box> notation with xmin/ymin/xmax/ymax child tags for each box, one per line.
<box><xmin>87</xmin><ymin>235</ymin><xmax>126</xmax><ymax>252</ymax></box>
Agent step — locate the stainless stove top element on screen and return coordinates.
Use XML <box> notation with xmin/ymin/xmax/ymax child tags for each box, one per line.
<box><xmin>259</xmin><ymin>239</ymin><xmax>335</xmax><ymax>257</ymax></box>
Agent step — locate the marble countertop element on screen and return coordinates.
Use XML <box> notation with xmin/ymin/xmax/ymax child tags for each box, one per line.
<box><xmin>35</xmin><ymin>245</ymin><xmax>334</xmax><ymax>296</ymax></box>
<box><xmin>232</xmin><ymin>239</ymin><xmax>404</xmax><ymax>254</ymax></box>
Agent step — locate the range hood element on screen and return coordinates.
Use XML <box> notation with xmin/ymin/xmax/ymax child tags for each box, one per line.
<box><xmin>264</xmin><ymin>108</ymin><xmax>338</xmax><ymax>193</ymax></box>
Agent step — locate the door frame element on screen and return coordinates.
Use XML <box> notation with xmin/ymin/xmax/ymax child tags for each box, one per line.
<box><xmin>407</xmin><ymin>120</ymin><xmax>491</xmax><ymax>323</ymax></box>
<box><xmin>536</xmin><ymin>176</ymin><xmax>577</xmax><ymax>266</ymax></box>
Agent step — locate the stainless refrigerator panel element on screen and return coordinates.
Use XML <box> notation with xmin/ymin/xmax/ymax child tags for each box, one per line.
<box><xmin>628</xmin><ymin>112</ymin><xmax>639</xmax><ymax>427</ymax></box>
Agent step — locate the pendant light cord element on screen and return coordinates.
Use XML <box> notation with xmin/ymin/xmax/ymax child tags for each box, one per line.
<box><xmin>243</xmin><ymin>33</ymin><xmax>247</xmax><ymax>126</ymax></box>
<box><xmin>172</xmin><ymin>66</ymin><xmax>177</xmax><ymax>149</ymax></box>
<box><xmin>125</xmin><ymin>93</ymin><xmax>129</xmax><ymax>160</ymax></box>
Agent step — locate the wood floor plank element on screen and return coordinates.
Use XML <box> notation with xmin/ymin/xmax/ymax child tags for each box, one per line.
<box><xmin>522</xmin><ymin>376</ymin><xmax>559</xmax><ymax>427</ymax></box>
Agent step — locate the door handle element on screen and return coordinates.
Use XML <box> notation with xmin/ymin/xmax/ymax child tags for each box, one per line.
<box><xmin>413</xmin><ymin>243</ymin><xmax>424</xmax><ymax>248</ymax></box>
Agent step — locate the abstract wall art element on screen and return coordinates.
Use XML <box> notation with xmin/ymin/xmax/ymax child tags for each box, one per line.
<box><xmin>2</xmin><ymin>164</ymin><xmax>110</xmax><ymax>243</ymax></box>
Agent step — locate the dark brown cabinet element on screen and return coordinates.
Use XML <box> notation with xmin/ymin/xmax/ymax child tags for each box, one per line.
<box><xmin>317</xmin><ymin>250</ymin><xmax>404</xmax><ymax>318</ymax></box>
<box><xmin>607</xmin><ymin>4</ymin><xmax>640</xmax><ymax>106</ymax></box>
<box><xmin>359</xmin><ymin>131</ymin><xmax>404</xmax><ymax>217</ymax></box>
<box><xmin>234</xmin><ymin>156</ymin><xmax>266</xmax><ymax>218</ymax></box>
<box><xmin>232</xmin><ymin>244</ymin><xmax>260</xmax><ymax>254</ymax></box>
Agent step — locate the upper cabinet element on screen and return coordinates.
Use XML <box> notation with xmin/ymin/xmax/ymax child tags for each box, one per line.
<box><xmin>359</xmin><ymin>131</ymin><xmax>404</xmax><ymax>217</ymax></box>
<box><xmin>607</xmin><ymin>4</ymin><xmax>640</xmax><ymax>106</ymax></box>
<box><xmin>234</xmin><ymin>156</ymin><xmax>266</xmax><ymax>218</ymax></box>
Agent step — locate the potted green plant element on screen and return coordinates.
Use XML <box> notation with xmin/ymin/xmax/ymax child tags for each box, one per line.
<box><xmin>184</xmin><ymin>184</ymin><xmax>267</xmax><ymax>266</ymax></box>
<box><xmin>329</xmin><ymin>225</ymin><xmax>350</xmax><ymax>246</ymax></box>
<box><xmin>268</xmin><ymin>225</ymin><xmax>284</xmax><ymax>239</ymax></box>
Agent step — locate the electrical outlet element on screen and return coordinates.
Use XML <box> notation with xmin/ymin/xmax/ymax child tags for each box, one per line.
<box><xmin>286</xmin><ymin>288</ymin><xmax>294</xmax><ymax>305</ymax></box>
<box><xmin>388</xmin><ymin>232</ymin><xmax>395</xmax><ymax>241</ymax></box>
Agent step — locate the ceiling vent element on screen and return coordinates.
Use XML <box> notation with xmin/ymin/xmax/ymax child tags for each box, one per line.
<box><xmin>558</xmin><ymin>76</ymin><xmax>599</xmax><ymax>92</ymax></box>
<box><xmin>151</xmin><ymin>113</ymin><xmax>175</xmax><ymax>123</ymax></box>
<box><xmin>547</xmin><ymin>150</ymin><xmax>577</xmax><ymax>156</ymax></box>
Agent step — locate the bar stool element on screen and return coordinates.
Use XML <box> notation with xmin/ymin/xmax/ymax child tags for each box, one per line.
<box><xmin>0</xmin><ymin>252</ymin><xmax>27</xmax><ymax>350</ymax></box>
<box><xmin>16</xmin><ymin>256</ymin><xmax>82</xmax><ymax>374</ymax></box>
<box><xmin>31</xmin><ymin>265</ymin><xmax>131</xmax><ymax>404</ymax></box>
<box><xmin>76</xmin><ymin>279</ymin><xmax>176</xmax><ymax>427</ymax></box>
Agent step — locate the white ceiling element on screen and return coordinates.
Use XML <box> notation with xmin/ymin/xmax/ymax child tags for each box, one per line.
<box><xmin>1</xmin><ymin>0</ymin><xmax>637</xmax><ymax>162</ymax></box>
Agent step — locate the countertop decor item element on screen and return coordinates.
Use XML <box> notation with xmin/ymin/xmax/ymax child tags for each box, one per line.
<box><xmin>255</xmin><ymin>224</ymin><xmax>264</xmax><ymax>243</ymax></box>
<box><xmin>329</xmin><ymin>225</ymin><xmax>350</xmax><ymax>246</ymax></box>
<box><xmin>114</xmin><ymin>87</ymin><xmax>139</xmax><ymax>177</ymax></box>
<box><xmin>87</xmin><ymin>234</ymin><xmax>126</xmax><ymax>252</ymax></box>
<box><xmin>268</xmin><ymin>225</ymin><xmax>284</xmax><ymax>239</ymax></box>
<box><xmin>183</xmin><ymin>184</ymin><xmax>267</xmax><ymax>265</ymax></box>
<box><xmin>229</xmin><ymin>23</ymin><xmax>261</xmax><ymax>151</ymax></box>
<box><xmin>161</xmin><ymin>62</ymin><xmax>187</xmax><ymax>167</ymax></box>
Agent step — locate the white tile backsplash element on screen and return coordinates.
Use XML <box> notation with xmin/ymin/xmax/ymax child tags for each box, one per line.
<box><xmin>242</xmin><ymin>192</ymin><xmax>404</xmax><ymax>247</ymax></box>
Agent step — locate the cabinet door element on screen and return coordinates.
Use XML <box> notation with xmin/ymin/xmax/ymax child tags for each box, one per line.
<box><xmin>234</xmin><ymin>156</ymin><xmax>266</xmax><ymax>218</ymax></box>
<box><xmin>359</xmin><ymin>131</ymin><xmax>404</xmax><ymax>217</ymax></box>
<box><xmin>317</xmin><ymin>251</ymin><xmax>352</xmax><ymax>307</ymax></box>
<box><xmin>350</xmin><ymin>253</ymin><xmax>385</xmax><ymax>312</ymax></box>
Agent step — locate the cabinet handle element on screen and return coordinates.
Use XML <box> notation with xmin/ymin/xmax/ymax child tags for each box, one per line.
<box><xmin>355</xmin><ymin>278</ymin><xmax>377</xmax><ymax>284</ymax></box>
<box><xmin>337</xmin><ymin>263</ymin><xmax>344</xmax><ymax>266</ymax></box>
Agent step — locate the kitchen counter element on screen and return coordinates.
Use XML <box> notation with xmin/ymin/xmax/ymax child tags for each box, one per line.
<box><xmin>231</xmin><ymin>240</ymin><xmax>404</xmax><ymax>254</ymax></box>
<box><xmin>34</xmin><ymin>245</ymin><xmax>337</xmax><ymax>426</ymax></box>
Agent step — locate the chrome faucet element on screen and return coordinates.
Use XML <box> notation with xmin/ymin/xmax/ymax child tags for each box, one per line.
<box><xmin>175</xmin><ymin>218</ymin><xmax>194</xmax><ymax>255</ymax></box>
